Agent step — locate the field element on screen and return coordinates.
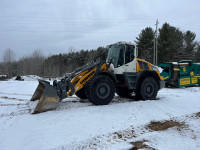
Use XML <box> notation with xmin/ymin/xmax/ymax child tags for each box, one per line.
<box><xmin>0</xmin><ymin>79</ymin><xmax>200</xmax><ymax>150</ymax></box>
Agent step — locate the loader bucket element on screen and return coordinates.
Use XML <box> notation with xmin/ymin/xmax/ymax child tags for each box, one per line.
<box><xmin>30</xmin><ymin>79</ymin><xmax>59</xmax><ymax>114</ymax></box>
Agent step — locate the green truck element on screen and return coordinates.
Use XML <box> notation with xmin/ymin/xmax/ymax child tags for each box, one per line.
<box><xmin>158</xmin><ymin>60</ymin><xmax>200</xmax><ymax>87</ymax></box>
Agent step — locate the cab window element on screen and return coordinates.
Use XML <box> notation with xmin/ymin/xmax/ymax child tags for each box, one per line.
<box><xmin>125</xmin><ymin>45</ymin><xmax>135</xmax><ymax>64</ymax></box>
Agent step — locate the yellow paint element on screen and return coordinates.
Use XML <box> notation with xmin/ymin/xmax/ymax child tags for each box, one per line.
<box><xmin>71</xmin><ymin>70</ymin><xmax>89</xmax><ymax>85</ymax></box>
<box><xmin>194</xmin><ymin>76</ymin><xmax>200</xmax><ymax>78</ymax></box>
<box><xmin>160</xmin><ymin>76</ymin><xmax>164</xmax><ymax>80</ymax></box>
<box><xmin>67</xmin><ymin>63</ymin><xmax>110</xmax><ymax>97</ymax></box>
<box><xmin>190</xmin><ymin>72</ymin><xmax>194</xmax><ymax>76</ymax></box>
<box><xmin>136</xmin><ymin>61</ymin><xmax>140</xmax><ymax>72</ymax></box>
<box><xmin>163</xmin><ymin>76</ymin><xmax>169</xmax><ymax>80</ymax></box>
<box><xmin>173</xmin><ymin>68</ymin><xmax>180</xmax><ymax>71</ymax></box>
<box><xmin>192</xmin><ymin>78</ymin><xmax>198</xmax><ymax>84</ymax></box>
<box><xmin>136</xmin><ymin>58</ymin><xmax>163</xmax><ymax>81</ymax></box>
<box><xmin>136</xmin><ymin>58</ymin><xmax>144</xmax><ymax>72</ymax></box>
<box><xmin>68</xmin><ymin>68</ymin><xmax>97</xmax><ymax>96</ymax></box>
<box><xmin>101</xmin><ymin>63</ymin><xmax>110</xmax><ymax>71</ymax></box>
<box><xmin>183</xmin><ymin>67</ymin><xmax>186</xmax><ymax>72</ymax></box>
<box><xmin>180</xmin><ymin>78</ymin><xmax>190</xmax><ymax>85</ymax></box>
<box><xmin>136</xmin><ymin>58</ymin><xmax>154</xmax><ymax>72</ymax></box>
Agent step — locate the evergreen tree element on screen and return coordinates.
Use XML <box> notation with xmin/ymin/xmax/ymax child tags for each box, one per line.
<box><xmin>96</xmin><ymin>47</ymin><xmax>108</xmax><ymax>61</ymax></box>
<box><xmin>183</xmin><ymin>30</ymin><xmax>196</xmax><ymax>54</ymax></box>
<box><xmin>135</xmin><ymin>27</ymin><xmax>154</xmax><ymax>63</ymax></box>
<box><xmin>194</xmin><ymin>43</ymin><xmax>200</xmax><ymax>62</ymax></box>
<box><xmin>158</xmin><ymin>23</ymin><xmax>183</xmax><ymax>63</ymax></box>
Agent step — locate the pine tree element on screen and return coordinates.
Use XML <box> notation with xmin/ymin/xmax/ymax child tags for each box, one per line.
<box><xmin>135</xmin><ymin>27</ymin><xmax>154</xmax><ymax>63</ymax></box>
<box><xmin>183</xmin><ymin>30</ymin><xmax>196</xmax><ymax>54</ymax></box>
<box><xmin>158</xmin><ymin>23</ymin><xmax>183</xmax><ymax>63</ymax></box>
<box><xmin>194</xmin><ymin>43</ymin><xmax>200</xmax><ymax>62</ymax></box>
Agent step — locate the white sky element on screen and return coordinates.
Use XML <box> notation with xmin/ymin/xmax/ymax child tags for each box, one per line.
<box><xmin>0</xmin><ymin>0</ymin><xmax>200</xmax><ymax>60</ymax></box>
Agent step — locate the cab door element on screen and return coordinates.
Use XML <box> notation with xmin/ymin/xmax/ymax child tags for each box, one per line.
<box><xmin>113</xmin><ymin>44</ymin><xmax>137</xmax><ymax>74</ymax></box>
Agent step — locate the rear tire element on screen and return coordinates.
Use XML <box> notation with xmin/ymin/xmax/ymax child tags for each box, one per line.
<box><xmin>136</xmin><ymin>77</ymin><xmax>158</xmax><ymax>100</ymax></box>
<box><xmin>75</xmin><ymin>87</ymin><xmax>87</xmax><ymax>99</ymax></box>
<box><xmin>86</xmin><ymin>75</ymin><xmax>115</xmax><ymax>105</ymax></box>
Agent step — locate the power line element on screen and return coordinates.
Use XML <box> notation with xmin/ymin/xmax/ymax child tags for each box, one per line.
<box><xmin>0</xmin><ymin>29</ymin><xmax>148</xmax><ymax>33</ymax></box>
<box><xmin>1</xmin><ymin>16</ymin><xmax>200</xmax><ymax>29</ymax></box>
<box><xmin>0</xmin><ymin>38</ymin><xmax>121</xmax><ymax>42</ymax></box>
<box><xmin>0</xmin><ymin>15</ymin><xmax>156</xmax><ymax>21</ymax></box>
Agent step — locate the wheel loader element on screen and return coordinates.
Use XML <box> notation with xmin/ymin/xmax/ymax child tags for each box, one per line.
<box><xmin>30</xmin><ymin>41</ymin><xmax>165</xmax><ymax>114</ymax></box>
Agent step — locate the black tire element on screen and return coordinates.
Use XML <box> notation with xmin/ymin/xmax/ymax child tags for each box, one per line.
<box><xmin>137</xmin><ymin>77</ymin><xmax>158</xmax><ymax>100</ymax></box>
<box><xmin>75</xmin><ymin>87</ymin><xmax>87</xmax><ymax>99</ymax></box>
<box><xmin>116</xmin><ymin>86</ymin><xmax>132</xmax><ymax>98</ymax></box>
<box><xmin>86</xmin><ymin>75</ymin><xmax>115</xmax><ymax>105</ymax></box>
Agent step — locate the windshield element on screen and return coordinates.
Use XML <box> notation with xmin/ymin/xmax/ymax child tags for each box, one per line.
<box><xmin>106</xmin><ymin>44</ymin><xmax>124</xmax><ymax>68</ymax></box>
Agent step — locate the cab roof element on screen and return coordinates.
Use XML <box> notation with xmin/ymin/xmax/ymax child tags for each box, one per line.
<box><xmin>107</xmin><ymin>41</ymin><xmax>135</xmax><ymax>47</ymax></box>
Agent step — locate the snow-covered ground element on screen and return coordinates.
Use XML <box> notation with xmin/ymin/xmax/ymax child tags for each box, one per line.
<box><xmin>9</xmin><ymin>75</ymin><xmax>43</xmax><ymax>81</ymax></box>
<box><xmin>0</xmin><ymin>80</ymin><xmax>200</xmax><ymax>150</ymax></box>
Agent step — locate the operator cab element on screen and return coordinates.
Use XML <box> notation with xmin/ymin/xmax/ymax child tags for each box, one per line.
<box><xmin>106</xmin><ymin>41</ymin><xmax>137</xmax><ymax>74</ymax></box>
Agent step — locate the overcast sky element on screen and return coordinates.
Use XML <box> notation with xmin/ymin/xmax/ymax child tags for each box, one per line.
<box><xmin>0</xmin><ymin>0</ymin><xmax>200</xmax><ymax>60</ymax></box>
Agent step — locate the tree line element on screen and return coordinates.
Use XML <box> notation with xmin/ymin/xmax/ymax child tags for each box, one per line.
<box><xmin>135</xmin><ymin>23</ymin><xmax>200</xmax><ymax>63</ymax></box>
<box><xmin>0</xmin><ymin>22</ymin><xmax>200</xmax><ymax>78</ymax></box>
<box><xmin>0</xmin><ymin>47</ymin><xmax>108</xmax><ymax>78</ymax></box>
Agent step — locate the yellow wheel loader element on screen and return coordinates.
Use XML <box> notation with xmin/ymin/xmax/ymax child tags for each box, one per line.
<box><xmin>30</xmin><ymin>41</ymin><xmax>165</xmax><ymax>114</ymax></box>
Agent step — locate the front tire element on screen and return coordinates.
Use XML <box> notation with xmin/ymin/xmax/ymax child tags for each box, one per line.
<box><xmin>137</xmin><ymin>77</ymin><xmax>158</xmax><ymax>100</ymax></box>
<box><xmin>86</xmin><ymin>75</ymin><xmax>115</xmax><ymax>105</ymax></box>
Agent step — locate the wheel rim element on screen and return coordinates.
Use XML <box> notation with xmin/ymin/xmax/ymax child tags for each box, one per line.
<box><xmin>96</xmin><ymin>83</ymin><xmax>110</xmax><ymax>99</ymax></box>
<box><xmin>145</xmin><ymin>83</ymin><xmax>154</xmax><ymax>97</ymax></box>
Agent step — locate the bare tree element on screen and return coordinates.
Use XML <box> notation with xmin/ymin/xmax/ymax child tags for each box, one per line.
<box><xmin>3</xmin><ymin>48</ymin><xmax>15</xmax><ymax>63</ymax></box>
<box><xmin>16</xmin><ymin>49</ymin><xmax>45</xmax><ymax>77</ymax></box>
<box><xmin>30</xmin><ymin>49</ymin><xmax>45</xmax><ymax>76</ymax></box>
<box><xmin>68</xmin><ymin>46</ymin><xmax>76</xmax><ymax>53</ymax></box>
<box><xmin>2</xmin><ymin>49</ymin><xmax>16</xmax><ymax>77</ymax></box>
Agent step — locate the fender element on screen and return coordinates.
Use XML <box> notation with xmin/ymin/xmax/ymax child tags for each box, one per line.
<box><xmin>136</xmin><ymin>70</ymin><xmax>162</xmax><ymax>89</ymax></box>
<box><xmin>99</xmin><ymin>71</ymin><xmax>117</xmax><ymax>84</ymax></box>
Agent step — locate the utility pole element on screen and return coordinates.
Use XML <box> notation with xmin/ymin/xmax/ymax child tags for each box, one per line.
<box><xmin>155</xmin><ymin>19</ymin><xmax>159</xmax><ymax>65</ymax></box>
<box><xmin>153</xmin><ymin>34</ymin><xmax>156</xmax><ymax>65</ymax></box>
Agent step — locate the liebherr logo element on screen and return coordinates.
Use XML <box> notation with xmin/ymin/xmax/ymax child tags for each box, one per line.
<box><xmin>80</xmin><ymin>70</ymin><xmax>95</xmax><ymax>84</ymax></box>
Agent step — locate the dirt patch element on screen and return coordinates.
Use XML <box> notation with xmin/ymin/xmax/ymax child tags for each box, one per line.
<box><xmin>147</xmin><ymin>120</ymin><xmax>184</xmax><ymax>131</ymax></box>
<box><xmin>130</xmin><ymin>140</ymin><xmax>155</xmax><ymax>150</ymax></box>
<box><xmin>112</xmin><ymin>128</ymin><xmax>136</xmax><ymax>141</ymax></box>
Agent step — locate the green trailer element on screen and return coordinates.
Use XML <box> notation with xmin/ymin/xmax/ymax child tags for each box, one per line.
<box><xmin>158</xmin><ymin>60</ymin><xmax>200</xmax><ymax>87</ymax></box>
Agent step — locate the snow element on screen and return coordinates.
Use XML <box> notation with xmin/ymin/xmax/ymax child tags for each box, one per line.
<box><xmin>9</xmin><ymin>75</ymin><xmax>43</xmax><ymax>81</ymax></box>
<box><xmin>0</xmin><ymin>75</ymin><xmax>6</xmax><ymax>77</ymax></box>
<box><xmin>172</xmin><ymin>62</ymin><xmax>179</xmax><ymax>64</ymax></box>
<box><xmin>157</xmin><ymin>66</ymin><xmax>163</xmax><ymax>73</ymax></box>
<box><xmin>0</xmin><ymin>80</ymin><xmax>200</xmax><ymax>150</ymax></box>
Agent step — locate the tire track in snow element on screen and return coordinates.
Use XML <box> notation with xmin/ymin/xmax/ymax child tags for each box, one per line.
<box><xmin>51</xmin><ymin>126</ymin><xmax>136</xmax><ymax>150</ymax></box>
<box><xmin>0</xmin><ymin>92</ymin><xmax>32</xmax><ymax>96</ymax></box>
<box><xmin>0</xmin><ymin>96</ymin><xmax>28</xmax><ymax>101</ymax></box>
<box><xmin>0</xmin><ymin>96</ymin><xmax>157</xmax><ymax>118</ymax></box>
<box><xmin>51</xmin><ymin>113</ymin><xmax>200</xmax><ymax>150</ymax></box>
